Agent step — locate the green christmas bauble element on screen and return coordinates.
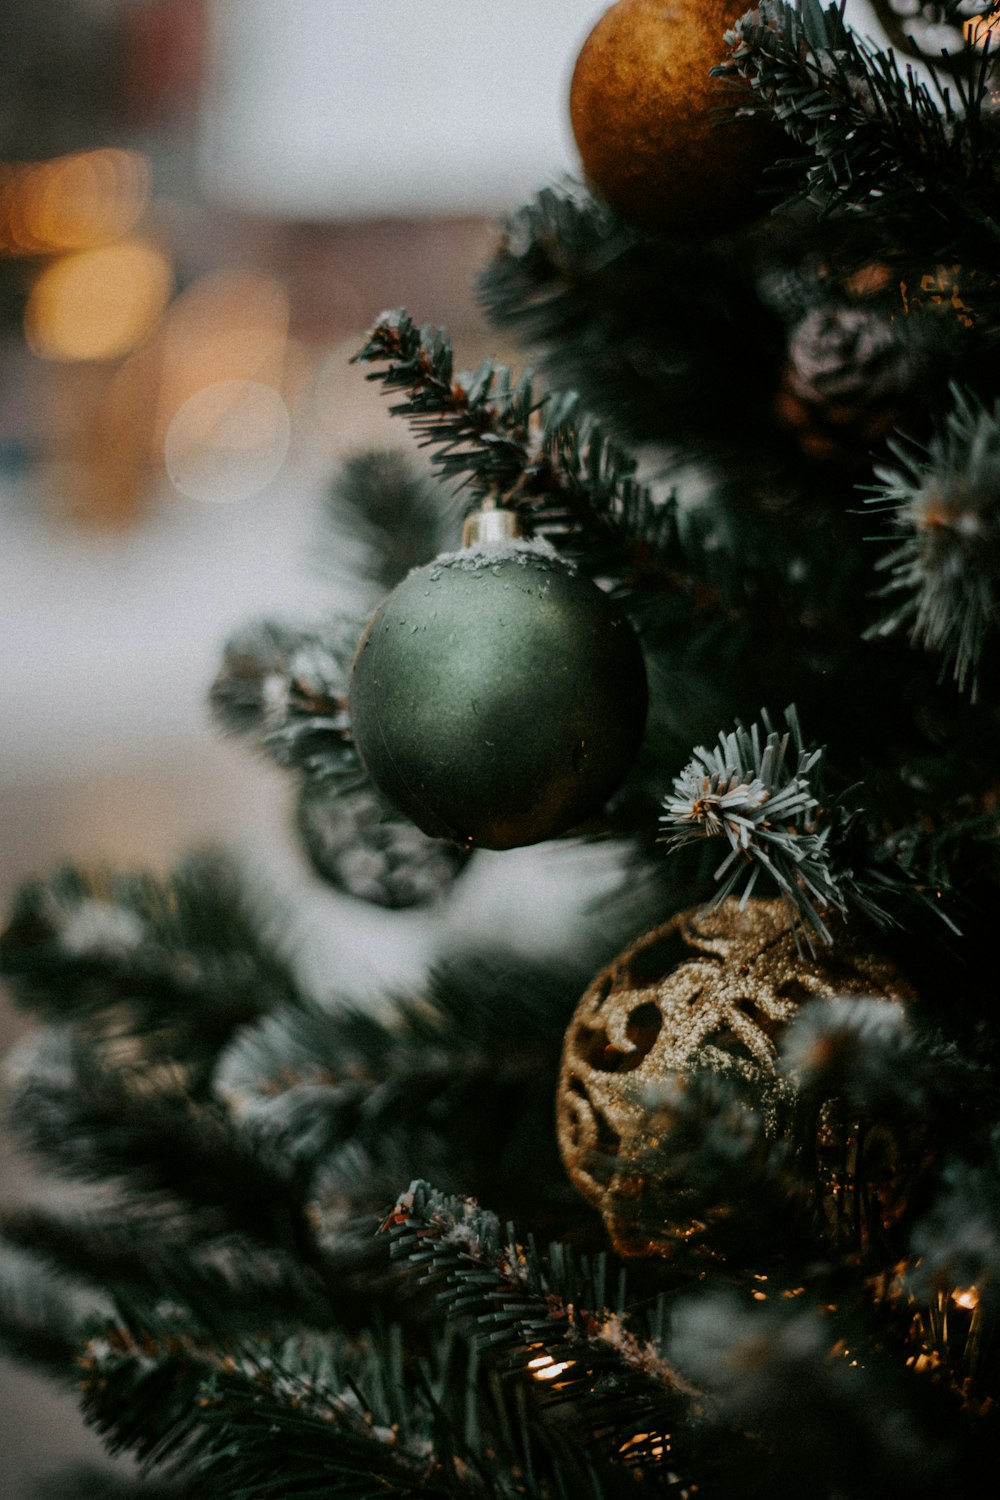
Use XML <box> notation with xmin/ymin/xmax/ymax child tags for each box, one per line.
<box><xmin>348</xmin><ymin>540</ymin><xmax>648</xmax><ymax>849</ymax></box>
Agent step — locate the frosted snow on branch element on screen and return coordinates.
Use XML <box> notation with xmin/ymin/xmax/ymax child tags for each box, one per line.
<box><xmin>660</xmin><ymin>710</ymin><xmax>843</xmax><ymax>943</ymax></box>
<box><xmin>867</xmin><ymin>386</ymin><xmax>1000</xmax><ymax>697</ymax></box>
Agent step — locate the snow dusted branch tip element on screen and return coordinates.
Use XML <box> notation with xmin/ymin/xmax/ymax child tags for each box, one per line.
<box><xmin>379</xmin><ymin>1180</ymin><xmax>506</xmax><ymax>1266</ymax></box>
<box><xmin>659</xmin><ymin>709</ymin><xmax>844</xmax><ymax>945</ymax></box>
<box><xmin>866</xmin><ymin>386</ymin><xmax>1000</xmax><ymax>700</ymax></box>
<box><xmin>378</xmin><ymin>1180</ymin><xmax>691</xmax><ymax>1440</ymax></box>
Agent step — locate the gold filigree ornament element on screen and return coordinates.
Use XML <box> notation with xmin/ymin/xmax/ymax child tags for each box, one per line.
<box><xmin>556</xmin><ymin>898</ymin><xmax>915</xmax><ymax>1259</ymax></box>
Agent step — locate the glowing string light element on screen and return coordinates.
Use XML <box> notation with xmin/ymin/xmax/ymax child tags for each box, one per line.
<box><xmin>526</xmin><ymin>1353</ymin><xmax>574</xmax><ymax>1381</ymax></box>
<box><xmin>619</xmin><ymin>1431</ymin><xmax>671</xmax><ymax>1461</ymax></box>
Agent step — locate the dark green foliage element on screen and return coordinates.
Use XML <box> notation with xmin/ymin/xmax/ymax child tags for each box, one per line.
<box><xmin>77</xmin><ymin>1310</ymin><xmax>642</xmax><ymax>1500</ymax></box>
<box><xmin>8</xmin><ymin>3</ymin><xmax>1000</xmax><ymax>1496</ymax></box>
<box><xmin>653</xmin><ymin>700</ymin><xmax>995</xmax><ymax>967</ymax></box>
<box><xmin>566</xmin><ymin>996</ymin><xmax>1000</xmax><ymax>1493</ymax></box>
<box><xmin>476</xmin><ymin>177</ymin><xmax>1000</xmax><ymax>838</ymax></box>
<box><xmin>377</xmin><ymin>1145</ymin><xmax>1000</xmax><ymax>1499</ymax></box>
<box><xmin>666</xmin><ymin>1290</ymin><xmax>967</xmax><ymax>1500</ymax></box>
<box><xmin>0</xmin><ymin>864</ymin><xmax>612</xmax><ymax>1364</ymax></box>
<box><xmin>0</xmin><ymin>854</ymin><xmax>302</xmax><ymax>1090</ymax></box>
<box><xmin>0</xmin><ymin>1246</ymin><xmax>105</xmax><ymax>1378</ymax></box>
<box><xmin>296</xmin><ymin>776</ymin><xmax>471</xmax><ymax>909</ymax></box>
<box><xmin>879</xmin><ymin>799</ymin><xmax>1000</xmax><ymax>920</ymax></box>
<box><xmin>660</xmin><ymin>707</ymin><xmax>866</xmax><ymax>943</ymax></box>
<box><xmin>209</xmin><ymin>617</ymin><xmax>359</xmax><ymax>777</ymax></box>
<box><xmin>78</xmin><ymin>1323</ymin><xmax>465</xmax><ymax>1500</ymax></box>
<box><xmin>208</xmin><ymin>457</ymin><xmax>474</xmax><ymax>910</ymax></box>
<box><xmin>478</xmin><ymin>182</ymin><xmax>790</xmax><ymax>460</ymax></box>
<box><xmin>0</xmin><ymin>1200</ymin><xmax>337</xmax><ymax>1339</ymax></box>
<box><xmin>217</xmin><ymin>951</ymin><xmax>586</xmax><ymax>1224</ymax></box>
<box><xmin>352</xmin><ymin>312</ymin><xmax>540</xmax><ymax>496</ymax></box>
<box><xmin>379</xmin><ymin>1182</ymin><xmax>732</xmax><ymax>1494</ymax></box>
<box><xmin>909</xmin><ymin>1126</ymin><xmax>1000</xmax><ymax>1327</ymax></box>
<box><xmin>722</xmin><ymin>0</ymin><xmax>1000</xmax><ymax>242</ymax></box>
<box><xmin>0</xmin><ymin>852</ymin><xmax>656</xmax><ymax>1493</ymax></box>
<box><xmin>319</xmin><ymin>448</ymin><xmax>463</xmax><ymax>595</ymax></box>
<box><xmin>478</xmin><ymin>178</ymin><xmax>989</xmax><ymax>510</ymax></box>
<box><xmin>353</xmin><ymin>308</ymin><xmax>689</xmax><ymax>593</ymax></box>
<box><xmin>5</xmin><ymin>1028</ymin><xmax>318</xmax><ymax>1263</ymax></box>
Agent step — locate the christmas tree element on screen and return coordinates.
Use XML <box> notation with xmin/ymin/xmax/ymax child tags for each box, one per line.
<box><xmin>5</xmin><ymin>1</ymin><xmax>1000</xmax><ymax>1493</ymax></box>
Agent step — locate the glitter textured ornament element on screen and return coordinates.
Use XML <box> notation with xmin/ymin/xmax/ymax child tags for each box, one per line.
<box><xmin>556</xmin><ymin>898</ymin><xmax>914</xmax><ymax>1257</ymax></box>
<box><xmin>569</xmin><ymin>0</ymin><xmax>784</xmax><ymax>233</ymax></box>
<box><xmin>348</xmin><ymin>531</ymin><xmax>647</xmax><ymax>851</ymax></box>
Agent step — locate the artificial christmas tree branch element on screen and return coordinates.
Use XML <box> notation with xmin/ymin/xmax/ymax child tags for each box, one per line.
<box><xmin>6</xmin><ymin>1035</ymin><xmax>317</xmax><ymax>1258</ymax></box>
<box><xmin>660</xmin><ymin>707</ymin><xmax>854</xmax><ymax>942</ymax></box>
<box><xmin>80</xmin><ymin>1322</ymin><xmax>466</xmax><ymax>1500</ymax></box>
<box><xmin>655</xmin><ymin>705</ymin><xmax>945</xmax><ymax>944</ymax></box>
<box><xmin>218</xmin><ymin>951</ymin><xmax>588</xmax><ymax>1227</ymax></box>
<box><xmin>209</xmin><ymin>618</ymin><xmax>358</xmax><ymax>775</ymax></box>
<box><xmin>320</xmin><ymin>449</ymin><xmax>464</xmax><ymax>596</ymax></box>
<box><xmin>0</xmin><ymin>1202</ymin><xmax>338</xmax><ymax>1339</ymax></box>
<box><xmin>665</xmin><ymin>1286</ymin><xmax>964</xmax><ymax>1500</ymax></box>
<box><xmin>0</xmin><ymin>1247</ymin><xmax>105</xmax><ymax>1379</ymax></box>
<box><xmin>353</xmin><ymin>310</ymin><xmax>540</xmax><ymax>495</ymax></box>
<box><xmin>722</xmin><ymin>0</ymin><xmax>1000</xmax><ymax>237</ymax></box>
<box><xmin>6</xmin><ymin>0</ymin><xmax>1000</xmax><ymax>1492</ymax></box>
<box><xmin>479</xmin><ymin>182</ymin><xmax>789</xmax><ymax>461</ymax></box>
<box><xmin>381</xmin><ymin>1181</ymin><xmax>702</xmax><ymax>1483</ymax></box>
<box><xmin>353</xmin><ymin>309</ymin><xmax>690</xmax><ymax>592</ymax></box>
<box><xmin>0</xmin><ymin>854</ymin><xmax>304</xmax><ymax>1084</ymax></box>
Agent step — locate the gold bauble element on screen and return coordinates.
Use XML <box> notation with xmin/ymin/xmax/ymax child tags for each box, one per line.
<box><xmin>569</xmin><ymin>0</ymin><xmax>784</xmax><ymax>233</ymax></box>
<box><xmin>556</xmin><ymin>898</ymin><xmax>916</xmax><ymax>1258</ymax></box>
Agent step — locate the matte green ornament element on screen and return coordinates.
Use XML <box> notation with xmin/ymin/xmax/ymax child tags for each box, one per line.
<box><xmin>348</xmin><ymin>538</ymin><xmax>647</xmax><ymax>850</ymax></box>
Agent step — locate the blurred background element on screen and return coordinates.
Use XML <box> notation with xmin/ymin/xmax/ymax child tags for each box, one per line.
<box><xmin>0</xmin><ymin>0</ymin><xmax>952</xmax><ymax>1490</ymax></box>
<box><xmin>0</xmin><ymin>2</ymin><xmax>615</xmax><ymax>1489</ymax></box>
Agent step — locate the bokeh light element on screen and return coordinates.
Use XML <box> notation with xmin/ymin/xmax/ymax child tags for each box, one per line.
<box><xmin>153</xmin><ymin>268</ymin><xmax>290</xmax><ymax>448</ymax></box>
<box><xmin>163</xmin><ymin>378</ymin><xmax>291</xmax><ymax>504</ymax></box>
<box><xmin>24</xmin><ymin>238</ymin><xmax>172</xmax><ymax>362</ymax></box>
<box><xmin>0</xmin><ymin>149</ymin><xmax>150</xmax><ymax>255</ymax></box>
